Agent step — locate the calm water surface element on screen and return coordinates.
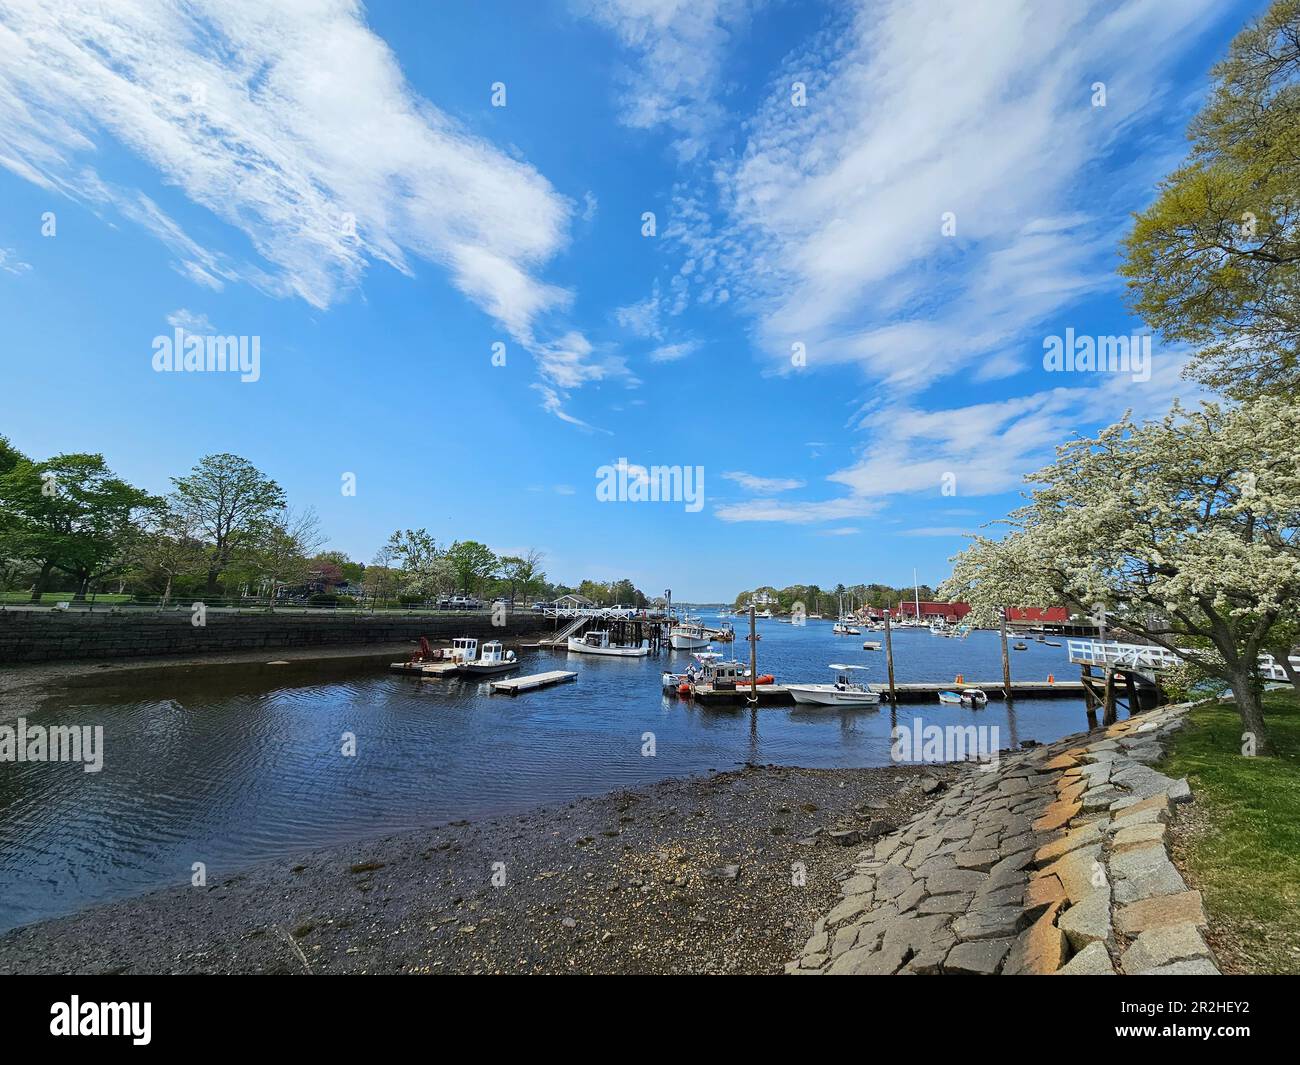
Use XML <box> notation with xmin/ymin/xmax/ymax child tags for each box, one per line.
<box><xmin>0</xmin><ymin>620</ymin><xmax>1089</xmax><ymax>930</ymax></box>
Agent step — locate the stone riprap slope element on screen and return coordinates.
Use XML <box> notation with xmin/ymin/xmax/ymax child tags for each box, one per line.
<box><xmin>791</xmin><ymin>704</ymin><xmax>1219</xmax><ymax>975</ymax></box>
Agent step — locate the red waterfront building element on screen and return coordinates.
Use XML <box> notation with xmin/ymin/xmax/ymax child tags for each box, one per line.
<box><xmin>882</xmin><ymin>602</ymin><xmax>1071</xmax><ymax>626</ymax></box>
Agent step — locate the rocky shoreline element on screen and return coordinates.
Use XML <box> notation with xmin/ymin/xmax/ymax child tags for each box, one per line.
<box><xmin>792</xmin><ymin>702</ymin><xmax>1218</xmax><ymax>975</ymax></box>
<box><xmin>0</xmin><ymin>762</ymin><xmax>947</xmax><ymax>975</ymax></box>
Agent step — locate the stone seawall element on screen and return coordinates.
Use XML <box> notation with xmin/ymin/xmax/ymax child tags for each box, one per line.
<box><xmin>0</xmin><ymin>610</ymin><xmax>549</xmax><ymax>664</ymax></box>
<box><xmin>792</xmin><ymin>702</ymin><xmax>1219</xmax><ymax>975</ymax></box>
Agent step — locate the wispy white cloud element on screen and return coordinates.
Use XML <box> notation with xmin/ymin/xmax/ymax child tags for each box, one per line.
<box><xmin>574</xmin><ymin>0</ymin><xmax>758</xmax><ymax>161</ymax></box>
<box><xmin>722</xmin><ymin>471</ymin><xmax>805</xmax><ymax>493</ymax></box>
<box><xmin>0</xmin><ymin>0</ymin><xmax>615</xmax><ymax>421</ymax></box>
<box><xmin>649</xmin><ymin>339</ymin><xmax>699</xmax><ymax>362</ymax></box>
<box><xmin>165</xmin><ymin>308</ymin><xmax>215</xmax><ymax>333</ymax></box>
<box><xmin>718</xmin><ymin>351</ymin><xmax>1203</xmax><ymax>524</ymax></box>
<box><xmin>0</xmin><ymin>247</ymin><xmax>31</xmax><ymax>274</ymax></box>
<box><xmin>652</xmin><ymin>0</ymin><xmax>1220</xmax><ymax>392</ymax></box>
<box><xmin>715</xmin><ymin>496</ymin><xmax>883</xmax><ymax>524</ymax></box>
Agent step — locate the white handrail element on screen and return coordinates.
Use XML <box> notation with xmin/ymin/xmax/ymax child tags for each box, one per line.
<box><xmin>1068</xmin><ymin>639</ymin><xmax>1299</xmax><ymax>678</ymax></box>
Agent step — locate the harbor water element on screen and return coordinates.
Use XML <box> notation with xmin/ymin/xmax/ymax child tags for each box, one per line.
<box><xmin>0</xmin><ymin>619</ymin><xmax>1091</xmax><ymax>931</ymax></box>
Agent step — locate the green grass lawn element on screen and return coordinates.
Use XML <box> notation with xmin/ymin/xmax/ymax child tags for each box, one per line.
<box><xmin>1159</xmin><ymin>688</ymin><xmax>1300</xmax><ymax>974</ymax></box>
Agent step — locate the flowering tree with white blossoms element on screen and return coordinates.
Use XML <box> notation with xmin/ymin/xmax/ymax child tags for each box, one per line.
<box><xmin>942</xmin><ymin>396</ymin><xmax>1300</xmax><ymax>755</ymax></box>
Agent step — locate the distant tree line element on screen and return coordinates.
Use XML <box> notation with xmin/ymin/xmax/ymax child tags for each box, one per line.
<box><xmin>0</xmin><ymin>443</ymin><xmax>643</xmax><ymax>609</ymax></box>
<box><xmin>729</xmin><ymin>582</ymin><xmax>938</xmax><ymax>615</ymax></box>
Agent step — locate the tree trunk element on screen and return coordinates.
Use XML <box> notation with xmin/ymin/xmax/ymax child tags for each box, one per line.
<box><xmin>1275</xmin><ymin>649</ymin><xmax>1300</xmax><ymax>699</ymax></box>
<box><xmin>29</xmin><ymin>561</ymin><xmax>54</xmax><ymax>602</ymax></box>
<box><xmin>205</xmin><ymin>568</ymin><xmax>220</xmax><ymax>598</ymax></box>
<box><xmin>162</xmin><ymin>574</ymin><xmax>173</xmax><ymax>609</ymax></box>
<box><xmin>1228</xmin><ymin>668</ymin><xmax>1271</xmax><ymax>756</ymax></box>
<box><xmin>72</xmin><ymin>574</ymin><xmax>90</xmax><ymax>602</ymax></box>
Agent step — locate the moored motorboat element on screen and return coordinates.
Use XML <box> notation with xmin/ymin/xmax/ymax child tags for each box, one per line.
<box><xmin>456</xmin><ymin>640</ymin><xmax>520</xmax><ymax>676</ymax></box>
<box><xmin>567</xmin><ymin>630</ymin><xmax>651</xmax><ymax>657</ymax></box>
<box><xmin>832</xmin><ymin>621</ymin><xmax>861</xmax><ymax>635</ymax></box>
<box><xmin>669</xmin><ymin>620</ymin><xmax>711</xmax><ymax>651</ymax></box>
<box><xmin>960</xmin><ymin>688</ymin><xmax>988</xmax><ymax>706</ymax></box>
<box><xmin>787</xmin><ymin>664</ymin><xmax>880</xmax><ymax>707</ymax></box>
<box><xmin>937</xmin><ymin>690</ymin><xmax>963</xmax><ymax>705</ymax></box>
<box><xmin>448</xmin><ymin>637</ymin><xmax>480</xmax><ymax>663</ymax></box>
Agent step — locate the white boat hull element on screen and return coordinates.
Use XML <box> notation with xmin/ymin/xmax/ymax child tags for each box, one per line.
<box><xmin>567</xmin><ymin>637</ymin><xmax>650</xmax><ymax>657</ymax></box>
<box><xmin>786</xmin><ymin>684</ymin><xmax>881</xmax><ymax>707</ymax></box>
<box><xmin>670</xmin><ymin>633</ymin><xmax>710</xmax><ymax>650</ymax></box>
<box><xmin>457</xmin><ymin>661</ymin><xmax>519</xmax><ymax>676</ymax></box>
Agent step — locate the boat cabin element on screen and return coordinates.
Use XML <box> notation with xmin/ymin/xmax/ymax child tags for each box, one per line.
<box><xmin>581</xmin><ymin>631</ymin><xmax>611</xmax><ymax>649</ymax></box>
<box><xmin>450</xmin><ymin>637</ymin><xmax>479</xmax><ymax>662</ymax></box>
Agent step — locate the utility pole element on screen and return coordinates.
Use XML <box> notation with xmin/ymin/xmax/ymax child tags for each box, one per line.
<box><xmin>748</xmin><ymin>605</ymin><xmax>758</xmax><ymax>708</ymax></box>
<box><xmin>884</xmin><ymin>609</ymin><xmax>898</xmax><ymax>706</ymax></box>
<box><xmin>1000</xmin><ymin>607</ymin><xmax>1013</xmax><ymax>702</ymax></box>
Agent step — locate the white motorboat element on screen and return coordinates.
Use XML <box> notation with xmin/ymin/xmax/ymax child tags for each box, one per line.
<box><xmin>755</xmin><ymin>609</ymin><xmax>773</xmax><ymax>619</ymax></box>
<box><xmin>567</xmin><ymin>630</ymin><xmax>650</xmax><ymax>657</ymax></box>
<box><xmin>832</xmin><ymin>621</ymin><xmax>861</xmax><ymax>635</ymax></box>
<box><xmin>960</xmin><ymin>688</ymin><xmax>988</xmax><ymax>706</ymax></box>
<box><xmin>786</xmin><ymin>665</ymin><xmax>881</xmax><ymax>707</ymax></box>
<box><xmin>669</xmin><ymin>621</ymin><xmax>711</xmax><ymax>651</ymax></box>
<box><xmin>447</xmin><ymin>637</ymin><xmax>480</xmax><ymax>663</ymax></box>
<box><xmin>456</xmin><ymin>640</ymin><xmax>519</xmax><ymax>676</ymax></box>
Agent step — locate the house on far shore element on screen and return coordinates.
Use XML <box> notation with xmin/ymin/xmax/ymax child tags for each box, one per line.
<box><xmin>891</xmin><ymin>600</ymin><xmax>972</xmax><ymax>623</ymax></box>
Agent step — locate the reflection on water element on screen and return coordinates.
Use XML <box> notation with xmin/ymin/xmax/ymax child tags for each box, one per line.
<box><xmin>0</xmin><ymin>621</ymin><xmax>1089</xmax><ymax>930</ymax></box>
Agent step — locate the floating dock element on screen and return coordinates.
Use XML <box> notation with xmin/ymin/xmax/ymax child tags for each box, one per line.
<box><xmin>491</xmin><ymin>670</ymin><xmax>577</xmax><ymax>694</ymax></box>
<box><xmin>389</xmin><ymin>660</ymin><xmax>459</xmax><ymax>677</ymax></box>
<box><xmin>682</xmin><ymin>680</ymin><xmax>1085</xmax><ymax>706</ymax></box>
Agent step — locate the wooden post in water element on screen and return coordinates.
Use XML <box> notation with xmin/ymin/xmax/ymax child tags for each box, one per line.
<box><xmin>883</xmin><ymin>610</ymin><xmax>898</xmax><ymax>706</ymax></box>
<box><xmin>1102</xmin><ymin>668</ymin><xmax>1118</xmax><ymax>726</ymax></box>
<box><xmin>1000</xmin><ymin>608</ymin><xmax>1013</xmax><ymax>703</ymax></box>
<box><xmin>748</xmin><ymin>605</ymin><xmax>758</xmax><ymax>708</ymax></box>
<box><xmin>1123</xmin><ymin>670</ymin><xmax>1139</xmax><ymax>718</ymax></box>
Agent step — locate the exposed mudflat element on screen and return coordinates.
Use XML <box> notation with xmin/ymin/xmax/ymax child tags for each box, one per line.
<box><xmin>0</xmin><ymin>762</ymin><xmax>951</xmax><ymax>975</ymax></box>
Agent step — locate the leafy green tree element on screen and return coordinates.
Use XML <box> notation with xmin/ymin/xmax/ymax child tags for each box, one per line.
<box><xmin>0</xmin><ymin>453</ymin><xmax>160</xmax><ymax>600</ymax></box>
<box><xmin>138</xmin><ymin>504</ymin><xmax>207</xmax><ymax>606</ymax></box>
<box><xmin>498</xmin><ymin>549</ymin><xmax>545</xmax><ymax>604</ymax></box>
<box><xmin>250</xmin><ymin>508</ymin><xmax>325</xmax><ymax>608</ymax></box>
<box><xmin>941</xmin><ymin>396</ymin><xmax>1300</xmax><ymax>754</ymax></box>
<box><xmin>1120</xmin><ymin>0</ymin><xmax>1300</xmax><ymax>399</ymax></box>
<box><xmin>445</xmin><ymin>540</ymin><xmax>498</xmax><ymax>596</ymax></box>
<box><xmin>171</xmin><ymin>454</ymin><xmax>286</xmax><ymax>596</ymax></box>
<box><xmin>384</xmin><ymin>528</ymin><xmax>452</xmax><ymax>598</ymax></box>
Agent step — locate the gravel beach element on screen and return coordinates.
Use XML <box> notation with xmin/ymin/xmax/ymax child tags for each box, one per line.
<box><xmin>0</xmin><ymin>761</ymin><xmax>950</xmax><ymax>974</ymax></box>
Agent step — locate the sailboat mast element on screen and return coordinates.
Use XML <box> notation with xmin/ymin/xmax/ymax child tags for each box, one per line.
<box><xmin>913</xmin><ymin>568</ymin><xmax>921</xmax><ymax>624</ymax></box>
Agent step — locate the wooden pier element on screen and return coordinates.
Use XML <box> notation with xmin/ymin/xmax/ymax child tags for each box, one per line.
<box><xmin>389</xmin><ymin>660</ymin><xmax>459</xmax><ymax>677</ymax></box>
<box><xmin>682</xmin><ymin>679</ymin><xmax>1085</xmax><ymax>706</ymax></box>
<box><xmin>491</xmin><ymin>670</ymin><xmax>577</xmax><ymax>694</ymax></box>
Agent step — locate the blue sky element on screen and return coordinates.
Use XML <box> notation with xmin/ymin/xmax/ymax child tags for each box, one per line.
<box><xmin>0</xmin><ymin>0</ymin><xmax>1262</xmax><ymax>600</ymax></box>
